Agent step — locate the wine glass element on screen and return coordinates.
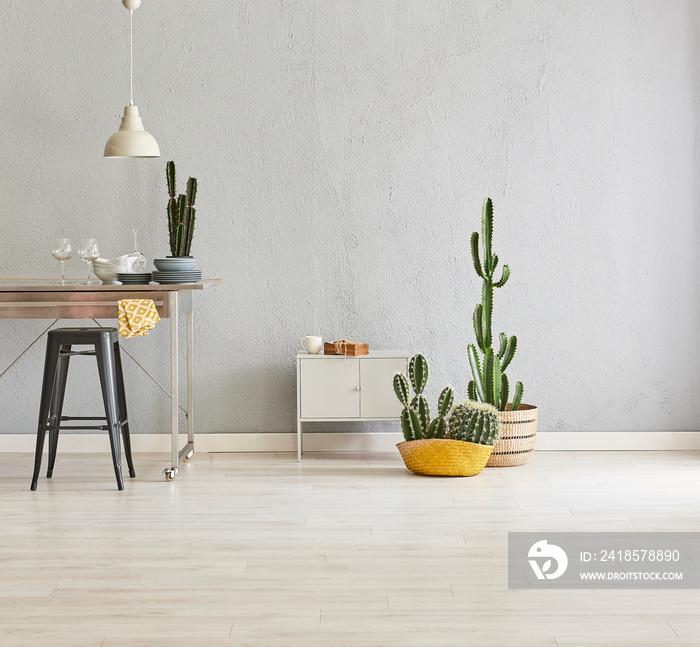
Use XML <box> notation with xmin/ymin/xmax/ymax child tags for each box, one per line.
<box><xmin>52</xmin><ymin>238</ymin><xmax>73</xmax><ymax>284</ymax></box>
<box><xmin>78</xmin><ymin>238</ymin><xmax>100</xmax><ymax>285</ymax></box>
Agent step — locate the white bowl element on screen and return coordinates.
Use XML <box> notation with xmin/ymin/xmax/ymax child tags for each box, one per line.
<box><xmin>93</xmin><ymin>266</ymin><xmax>123</xmax><ymax>285</ymax></box>
<box><xmin>96</xmin><ymin>255</ymin><xmax>129</xmax><ymax>265</ymax></box>
<box><xmin>153</xmin><ymin>257</ymin><xmax>197</xmax><ymax>271</ymax></box>
<box><xmin>94</xmin><ymin>260</ymin><xmax>127</xmax><ymax>267</ymax></box>
<box><xmin>94</xmin><ymin>256</ymin><xmax>132</xmax><ymax>283</ymax></box>
<box><xmin>92</xmin><ymin>262</ymin><xmax>126</xmax><ymax>273</ymax></box>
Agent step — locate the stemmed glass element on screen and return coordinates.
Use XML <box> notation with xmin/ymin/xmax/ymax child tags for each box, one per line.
<box><xmin>52</xmin><ymin>238</ymin><xmax>73</xmax><ymax>285</ymax></box>
<box><xmin>78</xmin><ymin>238</ymin><xmax>100</xmax><ymax>285</ymax></box>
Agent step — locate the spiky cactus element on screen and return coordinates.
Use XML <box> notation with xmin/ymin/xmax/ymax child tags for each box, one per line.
<box><xmin>426</xmin><ymin>385</ymin><xmax>455</xmax><ymax>440</ymax></box>
<box><xmin>468</xmin><ymin>198</ymin><xmax>524</xmax><ymax>412</ymax></box>
<box><xmin>393</xmin><ymin>354</ymin><xmax>454</xmax><ymax>441</ymax></box>
<box><xmin>448</xmin><ymin>400</ymin><xmax>501</xmax><ymax>446</ymax></box>
<box><xmin>166</xmin><ymin>161</ymin><xmax>198</xmax><ymax>257</ymax></box>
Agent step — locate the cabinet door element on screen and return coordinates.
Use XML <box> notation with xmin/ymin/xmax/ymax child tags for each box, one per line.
<box><xmin>300</xmin><ymin>359</ymin><xmax>360</xmax><ymax>419</ymax></box>
<box><xmin>360</xmin><ymin>358</ymin><xmax>407</xmax><ymax>419</ymax></box>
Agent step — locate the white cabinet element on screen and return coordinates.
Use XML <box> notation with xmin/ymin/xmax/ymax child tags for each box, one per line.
<box><xmin>300</xmin><ymin>358</ymin><xmax>359</xmax><ymax>418</ymax></box>
<box><xmin>296</xmin><ymin>351</ymin><xmax>410</xmax><ymax>460</ymax></box>
<box><xmin>359</xmin><ymin>358</ymin><xmax>407</xmax><ymax>418</ymax></box>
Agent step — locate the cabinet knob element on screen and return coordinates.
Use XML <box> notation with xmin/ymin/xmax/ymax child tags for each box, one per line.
<box><xmin>356</xmin><ymin>385</ymin><xmax>361</xmax><ymax>391</ymax></box>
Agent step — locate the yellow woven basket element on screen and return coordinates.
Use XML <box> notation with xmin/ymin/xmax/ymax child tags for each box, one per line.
<box><xmin>396</xmin><ymin>439</ymin><xmax>494</xmax><ymax>477</ymax></box>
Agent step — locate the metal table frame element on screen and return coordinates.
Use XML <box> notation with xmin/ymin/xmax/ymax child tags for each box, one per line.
<box><xmin>0</xmin><ymin>279</ymin><xmax>220</xmax><ymax>481</ymax></box>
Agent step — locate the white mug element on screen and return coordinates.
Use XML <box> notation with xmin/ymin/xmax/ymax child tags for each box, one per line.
<box><xmin>301</xmin><ymin>336</ymin><xmax>323</xmax><ymax>354</ymax></box>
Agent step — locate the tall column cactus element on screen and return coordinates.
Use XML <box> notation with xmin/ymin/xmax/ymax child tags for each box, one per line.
<box><xmin>468</xmin><ymin>198</ymin><xmax>524</xmax><ymax>411</ymax></box>
<box><xmin>166</xmin><ymin>161</ymin><xmax>198</xmax><ymax>257</ymax></box>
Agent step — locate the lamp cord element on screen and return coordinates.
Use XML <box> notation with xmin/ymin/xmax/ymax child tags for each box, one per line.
<box><xmin>129</xmin><ymin>9</ymin><xmax>133</xmax><ymax>106</ymax></box>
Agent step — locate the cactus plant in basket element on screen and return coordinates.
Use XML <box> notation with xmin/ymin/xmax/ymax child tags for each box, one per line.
<box><xmin>468</xmin><ymin>198</ymin><xmax>538</xmax><ymax>466</ymax></box>
<box><xmin>393</xmin><ymin>354</ymin><xmax>497</xmax><ymax>477</ymax></box>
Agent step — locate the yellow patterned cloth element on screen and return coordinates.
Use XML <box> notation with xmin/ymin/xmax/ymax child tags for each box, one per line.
<box><xmin>117</xmin><ymin>299</ymin><xmax>161</xmax><ymax>338</ymax></box>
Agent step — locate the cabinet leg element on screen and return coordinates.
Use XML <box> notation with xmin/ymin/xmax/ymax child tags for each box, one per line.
<box><xmin>297</xmin><ymin>420</ymin><xmax>302</xmax><ymax>462</ymax></box>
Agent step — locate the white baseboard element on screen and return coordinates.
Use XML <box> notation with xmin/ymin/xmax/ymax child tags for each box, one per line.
<box><xmin>534</xmin><ymin>431</ymin><xmax>700</xmax><ymax>451</ymax></box>
<box><xmin>2</xmin><ymin>431</ymin><xmax>700</xmax><ymax>453</ymax></box>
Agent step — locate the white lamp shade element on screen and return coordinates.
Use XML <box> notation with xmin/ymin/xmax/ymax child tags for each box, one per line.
<box><xmin>104</xmin><ymin>105</ymin><xmax>160</xmax><ymax>158</ymax></box>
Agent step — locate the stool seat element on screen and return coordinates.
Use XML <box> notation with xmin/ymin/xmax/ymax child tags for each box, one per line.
<box><xmin>48</xmin><ymin>327</ymin><xmax>119</xmax><ymax>344</ymax></box>
<box><xmin>31</xmin><ymin>326</ymin><xmax>135</xmax><ymax>491</ymax></box>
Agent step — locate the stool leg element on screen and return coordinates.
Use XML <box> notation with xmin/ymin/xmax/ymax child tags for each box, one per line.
<box><xmin>114</xmin><ymin>342</ymin><xmax>135</xmax><ymax>478</ymax></box>
<box><xmin>96</xmin><ymin>339</ymin><xmax>124</xmax><ymax>491</ymax></box>
<box><xmin>47</xmin><ymin>345</ymin><xmax>71</xmax><ymax>478</ymax></box>
<box><xmin>32</xmin><ymin>335</ymin><xmax>60</xmax><ymax>491</ymax></box>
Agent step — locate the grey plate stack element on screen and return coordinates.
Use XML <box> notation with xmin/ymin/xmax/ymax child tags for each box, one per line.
<box><xmin>152</xmin><ymin>270</ymin><xmax>202</xmax><ymax>285</ymax></box>
<box><xmin>117</xmin><ymin>273</ymin><xmax>153</xmax><ymax>285</ymax></box>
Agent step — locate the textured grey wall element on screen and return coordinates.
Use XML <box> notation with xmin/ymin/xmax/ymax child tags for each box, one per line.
<box><xmin>0</xmin><ymin>1</ymin><xmax>698</xmax><ymax>435</ymax></box>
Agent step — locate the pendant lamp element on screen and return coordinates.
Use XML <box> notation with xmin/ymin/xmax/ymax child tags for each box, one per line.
<box><xmin>104</xmin><ymin>0</ymin><xmax>160</xmax><ymax>158</ymax></box>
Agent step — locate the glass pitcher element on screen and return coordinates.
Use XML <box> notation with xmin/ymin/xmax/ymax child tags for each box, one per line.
<box><xmin>124</xmin><ymin>229</ymin><xmax>148</xmax><ymax>273</ymax></box>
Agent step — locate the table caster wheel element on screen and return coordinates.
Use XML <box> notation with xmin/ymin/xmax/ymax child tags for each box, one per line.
<box><xmin>183</xmin><ymin>449</ymin><xmax>194</xmax><ymax>462</ymax></box>
<box><xmin>164</xmin><ymin>468</ymin><xmax>177</xmax><ymax>481</ymax></box>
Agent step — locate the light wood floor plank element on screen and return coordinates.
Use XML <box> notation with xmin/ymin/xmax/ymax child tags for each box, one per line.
<box><xmin>0</xmin><ymin>450</ymin><xmax>698</xmax><ymax>646</ymax></box>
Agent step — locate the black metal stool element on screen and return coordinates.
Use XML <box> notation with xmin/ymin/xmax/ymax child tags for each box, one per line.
<box><xmin>31</xmin><ymin>327</ymin><xmax>135</xmax><ymax>491</ymax></box>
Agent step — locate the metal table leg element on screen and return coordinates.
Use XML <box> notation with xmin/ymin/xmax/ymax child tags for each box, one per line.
<box><xmin>165</xmin><ymin>293</ymin><xmax>179</xmax><ymax>481</ymax></box>
<box><xmin>182</xmin><ymin>309</ymin><xmax>194</xmax><ymax>462</ymax></box>
<box><xmin>164</xmin><ymin>294</ymin><xmax>195</xmax><ymax>479</ymax></box>
<box><xmin>0</xmin><ymin>319</ymin><xmax>58</xmax><ymax>381</ymax></box>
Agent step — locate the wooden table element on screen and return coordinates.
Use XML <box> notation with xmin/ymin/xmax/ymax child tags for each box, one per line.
<box><xmin>0</xmin><ymin>279</ymin><xmax>221</xmax><ymax>480</ymax></box>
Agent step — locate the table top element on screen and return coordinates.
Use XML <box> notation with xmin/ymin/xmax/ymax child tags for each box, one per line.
<box><xmin>0</xmin><ymin>279</ymin><xmax>221</xmax><ymax>292</ymax></box>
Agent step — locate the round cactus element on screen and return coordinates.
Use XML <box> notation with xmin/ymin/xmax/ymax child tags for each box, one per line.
<box><xmin>448</xmin><ymin>400</ymin><xmax>501</xmax><ymax>446</ymax></box>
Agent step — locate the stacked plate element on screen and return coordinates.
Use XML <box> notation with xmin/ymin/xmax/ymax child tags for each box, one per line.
<box><xmin>117</xmin><ymin>272</ymin><xmax>153</xmax><ymax>285</ymax></box>
<box><xmin>152</xmin><ymin>270</ymin><xmax>202</xmax><ymax>285</ymax></box>
<box><xmin>153</xmin><ymin>270</ymin><xmax>202</xmax><ymax>285</ymax></box>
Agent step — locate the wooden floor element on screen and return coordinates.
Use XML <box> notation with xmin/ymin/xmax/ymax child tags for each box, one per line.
<box><xmin>1</xmin><ymin>449</ymin><xmax>699</xmax><ymax>646</ymax></box>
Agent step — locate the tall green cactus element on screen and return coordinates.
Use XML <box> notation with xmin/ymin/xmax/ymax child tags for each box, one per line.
<box><xmin>448</xmin><ymin>400</ymin><xmax>501</xmax><ymax>446</ymax></box>
<box><xmin>469</xmin><ymin>198</ymin><xmax>524</xmax><ymax>412</ymax></box>
<box><xmin>393</xmin><ymin>354</ymin><xmax>454</xmax><ymax>441</ymax></box>
<box><xmin>166</xmin><ymin>160</ymin><xmax>176</xmax><ymax>198</ymax></box>
<box><xmin>166</xmin><ymin>161</ymin><xmax>198</xmax><ymax>257</ymax></box>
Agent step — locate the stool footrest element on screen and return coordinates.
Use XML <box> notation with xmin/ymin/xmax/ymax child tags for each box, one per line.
<box><xmin>45</xmin><ymin>417</ymin><xmax>130</xmax><ymax>431</ymax></box>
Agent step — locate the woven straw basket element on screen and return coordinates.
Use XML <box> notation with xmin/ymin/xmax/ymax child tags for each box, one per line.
<box><xmin>486</xmin><ymin>404</ymin><xmax>538</xmax><ymax>467</ymax></box>
<box><xmin>396</xmin><ymin>439</ymin><xmax>493</xmax><ymax>477</ymax></box>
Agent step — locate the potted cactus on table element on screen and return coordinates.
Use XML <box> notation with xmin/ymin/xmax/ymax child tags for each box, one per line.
<box><xmin>393</xmin><ymin>354</ymin><xmax>500</xmax><ymax>476</ymax></box>
<box><xmin>153</xmin><ymin>161</ymin><xmax>200</xmax><ymax>274</ymax></box>
<box><xmin>467</xmin><ymin>198</ymin><xmax>538</xmax><ymax>466</ymax></box>
<box><xmin>166</xmin><ymin>160</ymin><xmax>197</xmax><ymax>258</ymax></box>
